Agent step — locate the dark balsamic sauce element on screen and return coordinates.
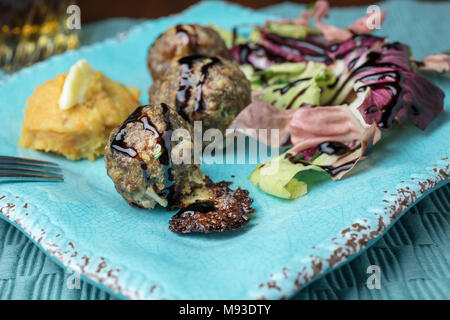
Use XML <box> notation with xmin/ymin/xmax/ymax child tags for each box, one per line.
<box><xmin>356</xmin><ymin>70</ymin><xmax>404</xmax><ymax>129</ymax></box>
<box><xmin>357</xmin><ymin>71</ymin><xmax>398</xmax><ymax>84</ymax></box>
<box><xmin>327</xmin><ymin>75</ymin><xmax>340</xmax><ymax>89</ymax></box>
<box><xmin>158</xmin><ymin>103</ymin><xmax>175</xmax><ymax>197</ymax></box>
<box><xmin>285</xmin><ymin>140</ymin><xmax>355</xmax><ymax>177</ymax></box>
<box><xmin>383</xmin><ymin>41</ymin><xmax>403</xmax><ymax>51</ymax></box>
<box><xmin>286</xmin><ymin>155</ymin><xmax>355</xmax><ymax>177</ymax></box>
<box><xmin>413</xmin><ymin>60</ymin><xmax>425</xmax><ymax>68</ymax></box>
<box><xmin>111</xmin><ymin>104</ymin><xmax>175</xmax><ymax>199</ymax></box>
<box><xmin>353</xmin><ymin>34</ymin><xmax>380</xmax><ymax>42</ymax></box>
<box><xmin>365</xmin><ymin>105</ymin><xmax>379</xmax><ymax>114</ymax></box>
<box><xmin>175</xmin><ymin>201</ymin><xmax>216</xmax><ymax>216</ymax></box>
<box><xmin>111</xmin><ymin>106</ymin><xmax>145</xmax><ymax>158</ymax></box>
<box><xmin>328</xmin><ymin>43</ymin><xmax>340</xmax><ymax>53</ymax></box>
<box><xmin>263</xmin><ymin>31</ymin><xmax>332</xmax><ymax>64</ymax></box>
<box><xmin>322</xmin><ymin>161</ymin><xmax>356</xmax><ymax>176</ymax></box>
<box><xmin>111</xmin><ymin>106</ymin><xmax>153</xmax><ymax>184</ymax></box>
<box><xmin>348</xmin><ymin>57</ymin><xmax>360</xmax><ymax>70</ymax></box>
<box><xmin>231</xmin><ymin>27</ymin><xmax>238</xmax><ymax>48</ymax></box>
<box><xmin>176</xmin><ymin>54</ymin><xmax>207</xmax><ymax>120</ymax></box>
<box><xmin>285</xmin><ymin>87</ymin><xmax>308</xmax><ymax>109</ymax></box>
<box><xmin>318</xmin><ymin>142</ymin><xmax>350</xmax><ymax>156</ymax></box>
<box><xmin>194</xmin><ymin>57</ymin><xmax>222</xmax><ymax>116</ymax></box>
<box><xmin>274</xmin><ymin>77</ymin><xmax>312</xmax><ymax>95</ymax></box>
<box><xmin>329</xmin><ymin>48</ymin><xmax>408</xmax><ymax>130</ymax></box>
<box><xmin>235</xmin><ymin>43</ymin><xmax>286</xmax><ymax>70</ymax></box>
<box><xmin>331</xmin><ymin>35</ymin><xmax>385</xmax><ymax>60</ymax></box>
<box><xmin>272</xmin><ymin>77</ymin><xmax>313</xmax><ymax>109</ymax></box>
<box><xmin>176</xmin><ymin>54</ymin><xmax>222</xmax><ymax>120</ymax></box>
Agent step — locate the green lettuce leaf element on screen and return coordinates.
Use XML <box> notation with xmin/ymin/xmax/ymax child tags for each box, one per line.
<box><xmin>266</xmin><ymin>22</ymin><xmax>321</xmax><ymax>39</ymax></box>
<box><xmin>254</xmin><ymin>61</ymin><xmax>336</xmax><ymax>110</ymax></box>
<box><xmin>249</xmin><ymin>151</ymin><xmax>332</xmax><ymax>199</ymax></box>
<box><xmin>208</xmin><ymin>24</ymin><xmax>247</xmax><ymax>48</ymax></box>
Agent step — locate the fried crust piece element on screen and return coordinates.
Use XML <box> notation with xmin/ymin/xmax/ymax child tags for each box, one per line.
<box><xmin>169</xmin><ymin>181</ymin><xmax>254</xmax><ymax>234</ymax></box>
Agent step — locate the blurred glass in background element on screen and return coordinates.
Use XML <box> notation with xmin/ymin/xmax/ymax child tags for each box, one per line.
<box><xmin>0</xmin><ymin>0</ymin><xmax>80</xmax><ymax>72</ymax></box>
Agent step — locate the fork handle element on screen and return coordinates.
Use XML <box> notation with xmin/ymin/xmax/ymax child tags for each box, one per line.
<box><xmin>0</xmin><ymin>174</ymin><xmax>63</xmax><ymax>183</ymax></box>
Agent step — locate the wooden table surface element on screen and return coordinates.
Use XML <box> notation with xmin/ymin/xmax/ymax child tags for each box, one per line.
<box><xmin>78</xmin><ymin>0</ymin><xmax>386</xmax><ymax>22</ymax></box>
<box><xmin>0</xmin><ymin>0</ymin><xmax>443</xmax><ymax>23</ymax></box>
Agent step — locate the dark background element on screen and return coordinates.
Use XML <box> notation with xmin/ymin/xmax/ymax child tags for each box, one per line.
<box><xmin>77</xmin><ymin>0</ymin><xmax>447</xmax><ymax>22</ymax></box>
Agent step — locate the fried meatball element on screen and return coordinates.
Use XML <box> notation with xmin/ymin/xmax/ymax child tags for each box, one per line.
<box><xmin>148</xmin><ymin>55</ymin><xmax>251</xmax><ymax>134</ymax></box>
<box><xmin>105</xmin><ymin>104</ymin><xmax>255</xmax><ymax>234</ymax></box>
<box><xmin>147</xmin><ymin>24</ymin><xmax>231</xmax><ymax>80</ymax></box>
<box><xmin>104</xmin><ymin>103</ymin><xmax>205</xmax><ymax>209</ymax></box>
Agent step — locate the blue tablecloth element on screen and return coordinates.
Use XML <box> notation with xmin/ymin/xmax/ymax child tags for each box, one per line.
<box><xmin>0</xmin><ymin>1</ymin><xmax>449</xmax><ymax>299</ymax></box>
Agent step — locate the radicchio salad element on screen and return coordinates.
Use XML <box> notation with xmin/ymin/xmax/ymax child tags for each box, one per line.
<box><xmin>210</xmin><ymin>0</ymin><xmax>449</xmax><ymax>200</ymax></box>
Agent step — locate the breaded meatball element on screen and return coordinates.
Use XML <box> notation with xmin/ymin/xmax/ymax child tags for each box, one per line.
<box><xmin>147</xmin><ymin>24</ymin><xmax>231</xmax><ymax>80</ymax></box>
<box><xmin>104</xmin><ymin>103</ymin><xmax>205</xmax><ymax>209</ymax></box>
<box><xmin>148</xmin><ymin>55</ymin><xmax>251</xmax><ymax>134</ymax></box>
<box><xmin>105</xmin><ymin>104</ymin><xmax>255</xmax><ymax>234</ymax></box>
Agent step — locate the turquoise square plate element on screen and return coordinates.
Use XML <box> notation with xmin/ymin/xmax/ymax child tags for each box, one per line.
<box><xmin>0</xmin><ymin>1</ymin><xmax>448</xmax><ymax>299</ymax></box>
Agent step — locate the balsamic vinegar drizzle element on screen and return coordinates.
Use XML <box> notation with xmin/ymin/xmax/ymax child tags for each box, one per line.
<box><xmin>273</xmin><ymin>40</ymin><xmax>408</xmax><ymax>176</ymax></box>
<box><xmin>175</xmin><ymin>201</ymin><xmax>216</xmax><ymax>217</ymax></box>
<box><xmin>236</xmin><ymin>43</ymin><xmax>286</xmax><ymax>70</ymax></box>
<box><xmin>328</xmin><ymin>46</ymin><xmax>407</xmax><ymax>129</ymax></box>
<box><xmin>285</xmin><ymin>87</ymin><xmax>308</xmax><ymax>109</ymax></box>
<box><xmin>261</xmin><ymin>31</ymin><xmax>333</xmax><ymax>64</ymax></box>
<box><xmin>330</xmin><ymin>34</ymin><xmax>384</xmax><ymax>60</ymax></box>
<box><xmin>273</xmin><ymin>77</ymin><xmax>312</xmax><ymax>95</ymax></box>
<box><xmin>318</xmin><ymin>141</ymin><xmax>350</xmax><ymax>155</ymax></box>
<box><xmin>235</xmin><ymin>33</ymin><xmax>407</xmax><ymax>126</ymax></box>
<box><xmin>111</xmin><ymin>106</ymin><xmax>146</xmax><ymax>158</ymax></box>
<box><xmin>231</xmin><ymin>34</ymin><xmax>413</xmax><ymax>180</ymax></box>
<box><xmin>328</xmin><ymin>43</ymin><xmax>340</xmax><ymax>53</ymax></box>
<box><xmin>176</xmin><ymin>54</ymin><xmax>222</xmax><ymax>120</ymax></box>
<box><xmin>284</xmin><ymin>139</ymin><xmax>355</xmax><ymax>177</ymax></box>
<box><xmin>271</xmin><ymin>77</ymin><xmax>312</xmax><ymax>109</ymax></box>
<box><xmin>321</xmin><ymin>161</ymin><xmax>356</xmax><ymax>176</ymax></box>
<box><xmin>285</xmin><ymin>152</ymin><xmax>356</xmax><ymax>178</ymax></box>
<box><xmin>111</xmin><ymin>104</ymin><xmax>175</xmax><ymax>198</ymax></box>
<box><xmin>194</xmin><ymin>57</ymin><xmax>221</xmax><ymax>116</ymax></box>
<box><xmin>231</xmin><ymin>26</ymin><xmax>238</xmax><ymax>48</ymax></box>
<box><xmin>176</xmin><ymin>54</ymin><xmax>206</xmax><ymax>120</ymax></box>
<box><xmin>357</xmin><ymin>71</ymin><xmax>398</xmax><ymax>84</ymax></box>
<box><xmin>236</xmin><ymin>33</ymin><xmax>409</xmax><ymax>128</ymax></box>
<box><xmin>241</xmin><ymin>34</ymin><xmax>407</xmax><ymax>117</ymax></box>
<box><xmin>159</xmin><ymin>103</ymin><xmax>175</xmax><ymax>197</ymax></box>
<box><xmin>358</xmin><ymin>79</ymin><xmax>402</xmax><ymax>129</ymax></box>
<box><xmin>354</xmin><ymin>62</ymin><xmax>405</xmax><ymax>129</ymax></box>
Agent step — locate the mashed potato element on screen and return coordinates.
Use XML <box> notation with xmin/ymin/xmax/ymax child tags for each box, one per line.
<box><xmin>19</xmin><ymin>69</ymin><xmax>140</xmax><ymax>161</ymax></box>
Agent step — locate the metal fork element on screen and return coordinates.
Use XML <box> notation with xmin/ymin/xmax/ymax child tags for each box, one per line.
<box><xmin>0</xmin><ymin>156</ymin><xmax>63</xmax><ymax>182</ymax></box>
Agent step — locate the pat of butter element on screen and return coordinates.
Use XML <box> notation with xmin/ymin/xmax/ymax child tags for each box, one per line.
<box><xmin>59</xmin><ymin>59</ymin><xmax>94</xmax><ymax>110</ymax></box>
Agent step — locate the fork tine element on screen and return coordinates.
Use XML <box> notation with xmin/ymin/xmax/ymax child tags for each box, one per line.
<box><xmin>0</xmin><ymin>156</ymin><xmax>64</xmax><ymax>182</ymax></box>
<box><xmin>0</xmin><ymin>156</ymin><xmax>60</xmax><ymax>167</ymax></box>
<box><xmin>0</xmin><ymin>172</ymin><xmax>63</xmax><ymax>182</ymax></box>
<box><xmin>0</xmin><ymin>167</ymin><xmax>64</xmax><ymax>178</ymax></box>
<box><xmin>0</xmin><ymin>161</ymin><xmax>62</xmax><ymax>172</ymax></box>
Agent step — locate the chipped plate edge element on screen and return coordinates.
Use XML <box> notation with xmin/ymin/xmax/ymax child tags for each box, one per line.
<box><xmin>0</xmin><ymin>157</ymin><xmax>448</xmax><ymax>299</ymax></box>
<box><xmin>0</xmin><ymin>1</ymin><xmax>449</xmax><ymax>300</ymax></box>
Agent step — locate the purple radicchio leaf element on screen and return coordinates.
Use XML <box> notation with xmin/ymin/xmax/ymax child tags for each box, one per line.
<box><xmin>230</xmin><ymin>42</ymin><xmax>286</xmax><ymax>70</ymax></box>
<box><xmin>230</xmin><ymin>29</ymin><xmax>334</xmax><ymax>69</ymax></box>
<box><xmin>257</xmin><ymin>29</ymin><xmax>333</xmax><ymax>64</ymax></box>
<box><xmin>327</xmin><ymin>34</ymin><xmax>385</xmax><ymax>60</ymax></box>
<box><xmin>352</xmin><ymin>42</ymin><xmax>445</xmax><ymax>130</ymax></box>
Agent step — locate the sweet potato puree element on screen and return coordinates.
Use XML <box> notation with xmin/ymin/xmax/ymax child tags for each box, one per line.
<box><xmin>19</xmin><ymin>72</ymin><xmax>140</xmax><ymax>161</ymax></box>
